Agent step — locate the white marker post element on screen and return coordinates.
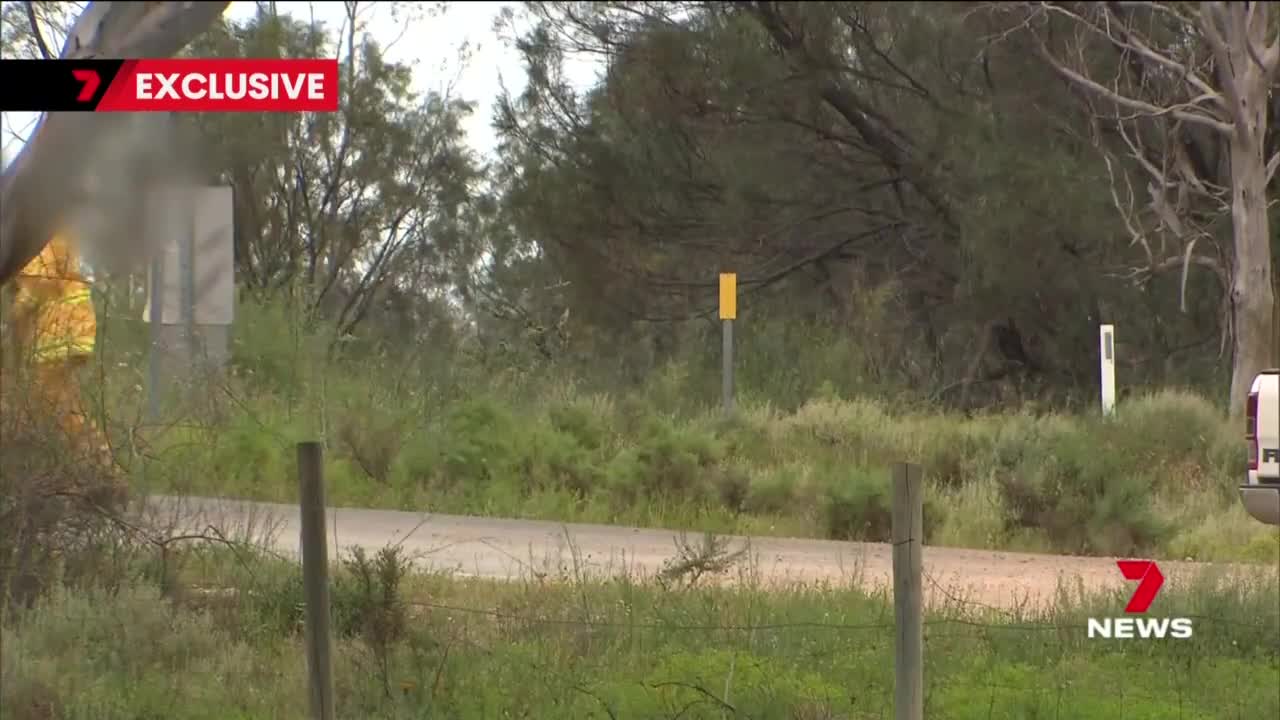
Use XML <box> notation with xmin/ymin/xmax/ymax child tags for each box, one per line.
<box><xmin>1099</xmin><ymin>324</ymin><xmax>1116</xmax><ymax>416</ymax></box>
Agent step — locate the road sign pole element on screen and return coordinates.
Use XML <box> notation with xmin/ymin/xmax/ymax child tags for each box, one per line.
<box><xmin>723</xmin><ymin>319</ymin><xmax>734</xmax><ymax>417</ymax></box>
<box><xmin>181</xmin><ymin>193</ymin><xmax>196</xmax><ymax>363</ymax></box>
<box><xmin>147</xmin><ymin>250</ymin><xmax>164</xmax><ymax>424</ymax></box>
<box><xmin>719</xmin><ymin>273</ymin><xmax>737</xmax><ymax>418</ymax></box>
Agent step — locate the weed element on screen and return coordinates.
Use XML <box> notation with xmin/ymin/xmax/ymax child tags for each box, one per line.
<box><xmin>3</xmin><ymin>547</ymin><xmax>1275</xmax><ymax>719</ymax></box>
<box><xmin>657</xmin><ymin>532</ymin><xmax>748</xmax><ymax>589</ymax></box>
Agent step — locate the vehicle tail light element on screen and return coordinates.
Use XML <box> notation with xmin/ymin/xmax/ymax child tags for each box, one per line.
<box><xmin>1246</xmin><ymin>390</ymin><xmax>1259</xmax><ymax>471</ymax></box>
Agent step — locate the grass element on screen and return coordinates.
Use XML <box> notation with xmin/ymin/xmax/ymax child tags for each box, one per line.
<box><xmin>7</xmin><ymin>157</ymin><xmax>1278</xmax><ymax>718</ymax></box>
<box><xmin>120</xmin><ymin>376</ymin><xmax>1279</xmax><ymax>564</ymax></box>
<box><xmin>3</xmin><ymin>538</ymin><xmax>1278</xmax><ymax>720</ymax></box>
<box><xmin>57</xmin><ymin>295</ymin><xmax>1280</xmax><ymax>564</ymax></box>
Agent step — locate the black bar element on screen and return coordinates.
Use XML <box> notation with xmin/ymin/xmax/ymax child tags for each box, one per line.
<box><xmin>0</xmin><ymin>59</ymin><xmax>126</xmax><ymax>112</ymax></box>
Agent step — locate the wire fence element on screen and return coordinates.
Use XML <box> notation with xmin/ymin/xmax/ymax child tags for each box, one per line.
<box><xmin>382</xmin><ymin>590</ymin><xmax>1278</xmax><ymax>719</ymax></box>
<box><xmin>2</xmin><ymin>441</ymin><xmax>1278</xmax><ymax>720</ymax></box>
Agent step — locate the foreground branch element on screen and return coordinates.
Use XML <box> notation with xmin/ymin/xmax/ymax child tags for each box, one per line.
<box><xmin>0</xmin><ymin>1</ymin><xmax>230</xmax><ymax>286</ymax></box>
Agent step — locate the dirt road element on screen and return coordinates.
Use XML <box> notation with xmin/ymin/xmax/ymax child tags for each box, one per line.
<box><xmin>143</xmin><ymin>495</ymin><xmax>1269</xmax><ymax>613</ymax></box>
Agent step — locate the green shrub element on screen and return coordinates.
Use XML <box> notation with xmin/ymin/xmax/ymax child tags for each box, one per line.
<box><xmin>334</xmin><ymin>396</ymin><xmax>405</xmax><ymax>484</ymax></box>
<box><xmin>548</xmin><ymin>400</ymin><xmax>607</xmax><ymax>451</ymax></box>
<box><xmin>616</xmin><ymin>416</ymin><xmax>723</xmax><ymax>500</ymax></box>
<box><xmin>390</xmin><ymin>430</ymin><xmax>443</xmax><ymax>488</ymax></box>
<box><xmin>239</xmin><ymin>561</ymin><xmax>307</xmax><ymax>638</ymax></box>
<box><xmin>212</xmin><ymin>413</ymin><xmax>291</xmax><ymax>495</ymax></box>
<box><xmin>780</xmin><ymin>397</ymin><xmax>894</xmax><ymax>453</ymax></box>
<box><xmin>1113</xmin><ymin>390</ymin><xmax>1222</xmax><ymax>462</ymax></box>
<box><xmin>332</xmin><ymin>547</ymin><xmax>409</xmax><ymax>642</ymax></box>
<box><xmin>742</xmin><ymin>463</ymin><xmax>798</xmax><ymax>515</ymax></box>
<box><xmin>996</xmin><ymin>425</ymin><xmax>1170</xmax><ymax>556</ymax></box>
<box><xmin>521</xmin><ymin>423</ymin><xmax>602</xmax><ymax>495</ymax></box>
<box><xmin>436</xmin><ymin>397</ymin><xmax>520</xmax><ymax>488</ymax></box>
<box><xmin>916</xmin><ymin>416</ymin><xmax>997</xmax><ymax>488</ymax></box>
<box><xmin>91</xmin><ymin>295</ymin><xmax>1263</xmax><ymax>562</ymax></box>
<box><xmin>710</xmin><ymin>457</ymin><xmax>752</xmax><ymax>513</ymax></box>
<box><xmin>821</xmin><ymin>465</ymin><xmax>893</xmax><ymax>541</ymax></box>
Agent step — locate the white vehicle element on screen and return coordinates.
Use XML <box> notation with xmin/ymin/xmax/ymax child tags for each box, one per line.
<box><xmin>1241</xmin><ymin>369</ymin><xmax>1280</xmax><ymax>526</ymax></box>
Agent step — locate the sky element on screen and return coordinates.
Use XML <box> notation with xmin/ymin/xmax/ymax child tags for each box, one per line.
<box><xmin>0</xmin><ymin>1</ymin><xmax>603</xmax><ymax>165</ymax></box>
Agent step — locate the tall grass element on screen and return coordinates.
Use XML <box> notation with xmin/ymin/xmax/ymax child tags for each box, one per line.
<box><xmin>84</xmin><ymin>294</ymin><xmax>1280</xmax><ymax>562</ymax></box>
<box><xmin>3</xmin><ymin>540</ymin><xmax>1277</xmax><ymax>720</ymax></box>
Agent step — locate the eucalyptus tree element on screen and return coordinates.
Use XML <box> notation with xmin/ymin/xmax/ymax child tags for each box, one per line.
<box><xmin>993</xmin><ymin>0</ymin><xmax>1280</xmax><ymax>413</ymax></box>
<box><xmin>0</xmin><ymin>1</ymin><xmax>230</xmax><ymax>284</ymax></box>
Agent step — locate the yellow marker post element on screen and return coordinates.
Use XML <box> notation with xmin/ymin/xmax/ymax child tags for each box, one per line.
<box><xmin>719</xmin><ymin>273</ymin><xmax>737</xmax><ymax>320</ymax></box>
<box><xmin>719</xmin><ymin>273</ymin><xmax>737</xmax><ymax>416</ymax></box>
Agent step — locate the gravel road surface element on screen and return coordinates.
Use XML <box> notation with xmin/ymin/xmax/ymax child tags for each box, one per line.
<box><xmin>142</xmin><ymin>495</ymin><xmax>1270</xmax><ymax>613</ymax></box>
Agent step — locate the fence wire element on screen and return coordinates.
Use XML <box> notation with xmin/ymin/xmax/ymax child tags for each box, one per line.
<box><xmin>2</xmin><ymin>510</ymin><xmax>1277</xmax><ymax>720</ymax></box>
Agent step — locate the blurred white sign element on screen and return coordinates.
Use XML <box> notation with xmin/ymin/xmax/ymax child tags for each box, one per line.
<box><xmin>142</xmin><ymin>185</ymin><xmax>234</xmax><ymax>326</ymax></box>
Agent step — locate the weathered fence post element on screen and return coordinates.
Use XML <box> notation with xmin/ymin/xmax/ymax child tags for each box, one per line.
<box><xmin>298</xmin><ymin>441</ymin><xmax>335</xmax><ymax>720</ymax></box>
<box><xmin>892</xmin><ymin>462</ymin><xmax>924</xmax><ymax>720</ymax></box>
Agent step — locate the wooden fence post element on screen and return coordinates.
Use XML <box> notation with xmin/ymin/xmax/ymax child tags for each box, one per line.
<box><xmin>298</xmin><ymin>441</ymin><xmax>335</xmax><ymax>720</ymax></box>
<box><xmin>892</xmin><ymin>462</ymin><xmax>924</xmax><ymax>720</ymax></box>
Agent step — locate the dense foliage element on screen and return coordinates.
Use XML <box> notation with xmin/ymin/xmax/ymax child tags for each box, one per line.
<box><xmin>6</xmin><ymin>2</ymin><xmax>1278</xmax><ymax>408</ymax></box>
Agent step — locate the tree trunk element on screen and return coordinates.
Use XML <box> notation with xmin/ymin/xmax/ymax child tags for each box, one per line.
<box><xmin>1225</xmin><ymin>7</ymin><xmax>1277</xmax><ymax>415</ymax></box>
<box><xmin>1229</xmin><ymin>134</ymin><xmax>1275</xmax><ymax>414</ymax></box>
<box><xmin>1273</xmin><ymin>278</ymin><xmax>1280</xmax><ymax>367</ymax></box>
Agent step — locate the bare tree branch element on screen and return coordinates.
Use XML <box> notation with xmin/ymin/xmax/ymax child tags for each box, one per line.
<box><xmin>1198</xmin><ymin>1</ymin><xmax>1250</xmax><ymax>141</ymax></box>
<box><xmin>1034</xmin><ymin>40</ymin><xmax>1233</xmax><ymax>135</ymax></box>
<box><xmin>1240</xmin><ymin>1</ymin><xmax>1278</xmax><ymax>76</ymax></box>
<box><xmin>23</xmin><ymin>1</ymin><xmax>53</xmax><ymax>59</ymax></box>
<box><xmin>1088</xmin><ymin>2</ymin><xmax>1220</xmax><ymax>103</ymax></box>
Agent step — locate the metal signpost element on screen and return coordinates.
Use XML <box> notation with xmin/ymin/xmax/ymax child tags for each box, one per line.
<box><xmin>720</xmin><ymin>272</ymin><xmax>736</xmax><ymax>418</ymax></box>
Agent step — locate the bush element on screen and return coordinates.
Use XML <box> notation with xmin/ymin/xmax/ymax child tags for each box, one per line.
<box><xmin>993</xmin><ymin>421</ymin><xmax>1171</xmax><ymax>556</ymax></box>
<box><xmin>548</xmin><ymin>400</ymin><xmax>608</xmax><ymax>451</ymax></box>
<box><xmin>231</xmin><ymin>545</ymin><xmax>413</xmax><ymax>650</ymax></box>
<box><xmin>80</xmin><ymin>295</ymin><xmax>1270</xmax><ymax>563</ymax></box>
<box><xmin>0</xmin><ymin>368</ymin><xmax>130</xmax><ymax>611</ymax></box>
<box><xmin>437</xmin><ymin>397</ymin><xmax>521</xmax><ymax>488</ymax></box>
<box><xmin>822</xmin><ymin>465</ymin><xmax>893</xmax><ymax>541</ymax></box>
<box><xmin>742</xmin><ymin>463</ymin><xmax>799</xmax><ymax>515</ymax></box>
<box><xmin>609</xmin><ymin>416</ymin><xmax>723</xmax><ymax>503</ymax></box>
<box><xmin>521</xmin><ymin>423</ymin><xmax>603</xmax><ymax>496</ymax></box>
<box><xmin>166</xmin><ymin>385</ymin><xmax>1265</xmax><ymax>561</ymax></box>
<box><xmin>335</xmin><ymin>396</ymin><xmax>405</xmax><ymax>485</ymax></box>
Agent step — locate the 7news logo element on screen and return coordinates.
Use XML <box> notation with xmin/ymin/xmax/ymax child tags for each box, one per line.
<box><xmin>0</xmin><ymin>58</ymin><xmax>338</xmax><ymax>113</ymax></box>
<box><xmin>1087</xmin><ymin>560</ymin><xmax>1194</xmax><ymax>639</ymax></box>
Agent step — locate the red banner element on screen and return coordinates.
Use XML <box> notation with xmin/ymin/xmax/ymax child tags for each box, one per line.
<box><xmin>2</xmin><ymin>58</ymin><xmax>339</xmax><ymax>113</ymax></box>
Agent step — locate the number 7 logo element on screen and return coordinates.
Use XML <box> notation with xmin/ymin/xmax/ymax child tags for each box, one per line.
<box><xmin>1116</xmin><ymin>560</ymin><xmax>1165</xmax><ymax>614</ymax></box>
<box><xmin>72</xmin><ymin>69</ymin><xmax>100</xmax><ymax>102</ymax></box>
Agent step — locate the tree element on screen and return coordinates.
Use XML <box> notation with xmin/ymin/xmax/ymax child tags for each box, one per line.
<box><xmin>0</xmin><ymin>1</ymin><xmax>231</xmax><ymax>285</ymax></box>
<box><xmin>184</xmin><ymin>3</ymin><xmax>486</xmax><ymax>340</ymax></box>
<box><xmin>999</xmin><ymin>1</ymin><xmax>1279</xmax><ymax>413</ymax></box>
<box><xmin>493</xmin><ymin>1</ymin><xmax>1186</xmax><ymax>404</ymax></box>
